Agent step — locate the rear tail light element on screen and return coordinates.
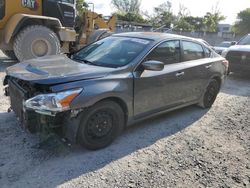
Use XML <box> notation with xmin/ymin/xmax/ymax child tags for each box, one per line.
<box><xmin>223</xmin><ymin>60</ymin><xmax>229</xmax><ymax>69</ymax></box>
<box><xmin>222</xmin><ymin>59</ymin><xmax>229</xmax><ymax>74</ymax></box>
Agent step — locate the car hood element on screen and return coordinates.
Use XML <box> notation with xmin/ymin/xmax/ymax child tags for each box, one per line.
<box><xmin>227</xmin><ymin>45</ymin><xmax>250</xmax><ymax>52</ymax></box>
<box><xmin>6</xmin><ymin>55</ymin><xmax>114</xmax><ymax>85</ymax></box>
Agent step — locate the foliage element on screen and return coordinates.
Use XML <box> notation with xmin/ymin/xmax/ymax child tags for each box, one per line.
<box><xmin>76</xmin><ymin>0</ymin><xmax>88</xmax><ymax>15</ymax></box>
<box><xmin>233</xmin><ymin>8</ymin><xmax>250</xmax><ymax>34</ymax></box>
<box><xmin>110</xmin><ymin>0</ymin><xmax>227</xmax><ymax>31</ymax></box>
<box><xmin>175</xmin><ymin>17</ymin><xmax>194</xmax><ymax>31</ymax></box>
<box><xmin>175</xmin><ymin>3</ymin><xmax>225</xmax><ymax>33</ymax></box>
<box><xmin>111</xmin><ymin>0</ymin><xmax>147</xmax><ymax>23</ymax></box>
<box><xmin>111</xmin><ymin>0</ymin><xmax>141</xmax><ymax>14</ymax></box>
<box><xmin>116</xmin><ymin>12</ymin><xmax>146</xmax><ymax>23</ymax></box>
<box><xmin>150</xmin><ymin>1</ymin><xmax>175</xmax><ymax>28</ymax></box>
<box><xmin>203</xmin><ymin>12</ymin><xmax>225</xmax><ymax>32</ymax></box>
<box><xmin>177</xmin><ymin>4</ymin><xmax>190</xmax><ymax>18</ymax></box>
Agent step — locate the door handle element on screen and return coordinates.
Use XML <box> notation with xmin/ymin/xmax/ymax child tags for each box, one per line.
<box><xmin>205</xmin><ymin>65</ymin><xmax>212</xmax><ymax>69</ymax></box>
<box><xmin>176</xmin><ymin>72</ymin><xmax>185</xmax><ymax>77</ymax></box>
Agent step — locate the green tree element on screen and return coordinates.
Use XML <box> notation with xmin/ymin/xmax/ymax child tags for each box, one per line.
<box><xmin>177</xmin><ymin>4</ymin><xmax>190</xmax><ymax>18</ymax></box>
<box><xmin>175</xmin><ymin>16</ymin><xmax>204</xmax><ymax>32</ymax></box>
<box><xmin>111</xmin><ymin>0</ymin><xmax>146</xmax><ymax>23</ymax></box>
<box><xmin>175</xmin><ymin>5</ymin><xmax>198</xmax><ymax>32</ymax></box>
<box><xmin>233</xmin><ymin>8</ymin><xmax>250</xmax><ymax>34</ymax></box>
<box><xmin>76</xmin><ymin>0</ymin><xmax>88</xmax><ymax>15</ymax></box>
<box><xmin>151</xmin><ymin>1</ymin><xmax>175</xmax><ymax>28</ymax></box>
<box><xmin>203</xmin><ymin>12</ymin><xmax>225</xmax><ymax>32</ymax></box>
<box><xmin>116</xmin><ymin>12</ymin><xmax>146</xmax><ymax>23</ymax></box>
<box><xmin>111</xmin><ymin>0</ymin><xmax>141</xmax><ymax>14</ymax></box>
<box><xmin>175</xmin><ymin>18</ymin><xmax>194</xmax><ymax>31</ymax></box>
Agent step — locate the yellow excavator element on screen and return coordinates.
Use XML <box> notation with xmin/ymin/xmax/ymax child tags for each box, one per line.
<box><xmin>0</xmin><ymin>0</ymin><xmax>116</xmax><ymax>61</ymax></box>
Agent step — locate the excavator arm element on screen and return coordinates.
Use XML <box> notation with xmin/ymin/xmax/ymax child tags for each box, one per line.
<box><xmin>76</xmin><ymin>11</ymin><xmax>116</xmax><ymax>48</ymax></box>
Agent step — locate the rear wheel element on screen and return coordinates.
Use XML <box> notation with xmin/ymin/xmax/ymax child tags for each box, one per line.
<box><xmin>198</xmin><ymin>79</ymin><xmax>220</xmax><ymax>108</ymax></box>
<box><xmin>14</xmin><ymin>25</ymin><xmax>61</xmax><ymax>61</ymax></box>
<box><xmin>2</xmin><ymin>50</ymin><xmax>17</xmax><ymax>60</ymax></box>
<box><xmin>77</xmin><ymin>100</ymin><xmax>125</xmax><ymax>150</ymax></box>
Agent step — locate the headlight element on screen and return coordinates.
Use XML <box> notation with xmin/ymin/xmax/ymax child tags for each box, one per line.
<box><xmin>221</xmin><ymin>49</ymin><xmax>228</xmax><ymax>57</ymax></box>
<box><xmin>25</xmin><ymin>88</ymin><xmax>82</xmax><ymax>115</ymax></box>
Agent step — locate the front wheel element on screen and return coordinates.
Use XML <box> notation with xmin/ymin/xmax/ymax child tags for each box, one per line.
<box><xmin>77</xmin><ymin>100</ymin><xmax>125</xmax><ymax>150</ymax></box>
<box><xmin>198</xmin><ymin>79</ymin><xmax>220</xmax><ymax>109</ymax></box>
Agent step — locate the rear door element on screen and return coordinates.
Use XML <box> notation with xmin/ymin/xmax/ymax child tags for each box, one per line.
<box><xmin>179</xmin><ymin>40</ymin><xmax>214</xmax><ymax>101</ymax></box>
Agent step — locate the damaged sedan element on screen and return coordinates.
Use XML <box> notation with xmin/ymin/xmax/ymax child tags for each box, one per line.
<box><xmin>3</xmin><ymin>32</ymin><xmax>228</xmax><ymax>150</ymax></box>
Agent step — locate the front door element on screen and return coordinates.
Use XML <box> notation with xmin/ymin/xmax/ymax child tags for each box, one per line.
<box><xmin>133</xmin><ymin>40</ymin><xmax>186</xmax><ymax>118</ymax></box>
<box><xmin>180</xmin><ymin>40</ymin><xmax>213</xmax><ymax>101</ymax></box>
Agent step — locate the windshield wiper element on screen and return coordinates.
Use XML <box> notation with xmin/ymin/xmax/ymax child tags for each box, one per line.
<box><xmin>72</xmin><ymin>57</ymin><xmax>97</xmax><ymax>66</ymax></box>
<box><xmin>72</xmin><ymin>57</ymin><xmax>116</xmax><ymax>68</ymax></box>
<box><xmin>82</xmin><ymin>59</ymin><xmax>96</xmax><ymax>65</ymax></box>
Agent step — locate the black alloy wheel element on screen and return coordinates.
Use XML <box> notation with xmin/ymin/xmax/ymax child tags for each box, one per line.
<box><xmin>77</xmin><ymin>100</ymin><xmax>125</xmax><ymax>150</ymax></box>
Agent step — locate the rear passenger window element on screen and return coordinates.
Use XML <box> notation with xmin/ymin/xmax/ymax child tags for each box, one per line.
<box><xmin>182</xmin><ymin>41</ymin><xmax>204</xmax><ymax>61</ymax></box>
<box><xmin>146</xmin><ymin>40</ymin><xmax>181</xmax><ymax>65</ymax></box>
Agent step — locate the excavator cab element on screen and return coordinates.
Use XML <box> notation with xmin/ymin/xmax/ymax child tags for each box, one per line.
<box><xmin>0</xmin><ymin>0</ymin><xmax>5</xmax><ymax>20</ymax></box>
<box><xmin>42</xmin><ymin>0</ymin><xmax>76</xmax><ymax>27</ymax></box>
<box><xmin>0</xmin><ymin>0</ymin><xmax>75</xmax><ymax>27</ymax></box>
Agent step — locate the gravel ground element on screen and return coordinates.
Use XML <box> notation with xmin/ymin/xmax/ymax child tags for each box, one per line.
<box><xmin>0</xmin><ymin>51</ymin><xmax>249</xmax><ymax>188</ymax></box>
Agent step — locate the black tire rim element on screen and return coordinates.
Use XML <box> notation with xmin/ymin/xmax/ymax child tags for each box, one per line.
<box><xmin>205</xmin><ymin>83</ymin><xmax>218</xmax><ymax>105</ymax></box>
<box><xmin>86</xmin><ymin>110</ymin><xmax>114</xmax><ymax>139</ymax></box>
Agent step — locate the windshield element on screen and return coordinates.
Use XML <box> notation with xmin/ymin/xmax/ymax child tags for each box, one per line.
<box><xmin>218</xmin><ymin>42</ymin><xmax>231</xmax><ymax>47</ymax></box>
<box><xmin>238</xmin><ymin>35</ymin><xmax>250</xmax><ymax>45</ymax></box>
<box><xmin>72</xmin><ymin>36</ymin><xmax>151</xmax><ymax>68</ymax></box>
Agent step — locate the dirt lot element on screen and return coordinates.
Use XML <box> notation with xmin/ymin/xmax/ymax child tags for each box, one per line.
<box><xmin>0</xmin><ymin>51</ymin><xmax>249</xmax><ymax>188</ymax></box>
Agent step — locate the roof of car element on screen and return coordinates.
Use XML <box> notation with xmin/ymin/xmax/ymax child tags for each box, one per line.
<box><xmin>113</xmin><ymin>32</ymin><xmax>195</xmax><ymax>42</ymax></box>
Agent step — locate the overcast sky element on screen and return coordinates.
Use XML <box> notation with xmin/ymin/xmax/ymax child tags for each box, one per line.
<box><xmin>89</xmin><ymin>0</ymin><xmax>250</xmax><ymax>24</ymax></box>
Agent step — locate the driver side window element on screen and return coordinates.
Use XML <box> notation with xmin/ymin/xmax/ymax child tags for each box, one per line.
<box><xmin>146</xmin><ymin>40</ymin><xmax>181</xmax><ymax>65</ymax></box>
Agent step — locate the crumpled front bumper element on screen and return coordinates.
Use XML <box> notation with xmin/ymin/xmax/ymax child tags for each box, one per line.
<box><xmin>6</xmin><ymin>78</ymin><xmax>64</xmax><ymax>133</ymax></box>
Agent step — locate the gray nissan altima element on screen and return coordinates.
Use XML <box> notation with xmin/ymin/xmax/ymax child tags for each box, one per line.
<box><xmin>4</xmin><ymin>32</ymin><xmax>228</xmax><ymax>150</ymax></box>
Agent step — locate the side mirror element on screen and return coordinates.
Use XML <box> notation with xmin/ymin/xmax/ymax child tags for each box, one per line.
<box><xmin>142</xmin><ymin>60</ymin><xmax>164</xmax><ymax>71</ymax></box>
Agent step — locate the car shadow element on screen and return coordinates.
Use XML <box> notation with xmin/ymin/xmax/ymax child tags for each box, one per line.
<box><xmin>0</xmin><ymin>105</ymin><xmax>208</xmax><ymax>187</ymax></box>
<box><xmin>221</xmin><ymin>74</ymin><xmax>250</xmax><ymax>97</ymax></box>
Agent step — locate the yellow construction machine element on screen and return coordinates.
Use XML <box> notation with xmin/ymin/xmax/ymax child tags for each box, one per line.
<box><xmin>0</xmin><ymin>0</ymin><xmax>116</xmax><ymax>61</ymax></box>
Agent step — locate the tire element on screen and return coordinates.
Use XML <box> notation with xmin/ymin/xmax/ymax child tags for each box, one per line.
<box><xmin>198</xmin><ymin>79</ymin><xmax>220</xmax><ymax>109</ymax></box>
<box><xmin>87</xmin><ymin>29</ymin><xmax>112</xmax><ymax>44</ymax></box>
<box><xmin>2</xmin><ymin>50</ymin><xmax>17</xmax><ymax>60</ymax></box>
<box><xmin>13</xmin><ymin>25</ymin><xmax>61</xmax><ymax>61</ymax></box>
<box><xmin>77</xmin><ymin>100</ymin><xmax>125</xmax><ymax>150</ymax></box>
